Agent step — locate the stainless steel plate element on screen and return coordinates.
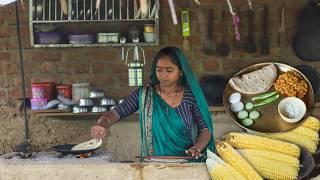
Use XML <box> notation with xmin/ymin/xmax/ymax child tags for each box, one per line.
<box><xmin>223</xmin><ymin>62</ymin><xmax>315</xmax><ymax>133</ymax></box>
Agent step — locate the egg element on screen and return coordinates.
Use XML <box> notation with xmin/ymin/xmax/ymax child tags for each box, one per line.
<box><xmin>229</xmin><ymin>92</ymin><xmax>241</xmax><ymax>104</ymax></box>
<box><xmin>231</xmin><ymin>101</ymin><xmax>244</xmax><ymax>112</ymax></box>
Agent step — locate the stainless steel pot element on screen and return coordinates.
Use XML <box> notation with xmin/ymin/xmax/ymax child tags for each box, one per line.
<box><xmin>100</xmin><ymin>97</ymin><xmax>116</xmax><ymax>106</ymax></box>
<box><xmin>73</xmin><ymin>106</ymin><xmax>89</xmax><ymax>113</ymax></box>
<box><xmin>91</xmin><ymin>106</ymin><xmax>107</xmax><ymax>113</ymax></box>
<box><xmin>89</xmin><ymin>90</ymin><xmax>106</xmax><ymax>98</ymax></box>
<box><xmin>79</xmin><ymin>98</ymin><xmax>94</xmax><ymax>106</ymax></box>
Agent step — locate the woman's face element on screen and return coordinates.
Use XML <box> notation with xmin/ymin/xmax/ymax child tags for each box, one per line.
<box><xmin>156</xmin><ymin>56</ymin><xmax>182</xmax><ymax>87</ymax></box>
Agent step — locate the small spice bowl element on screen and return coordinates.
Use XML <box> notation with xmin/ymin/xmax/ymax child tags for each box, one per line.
<box><xmin>278</xmin><ymin>97</ymin><xmax>307</xmax><ymax>123</ymax></box>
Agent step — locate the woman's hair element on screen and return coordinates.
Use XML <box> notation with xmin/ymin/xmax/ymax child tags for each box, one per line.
<box><xmin>149</xmin><ymin>47</ymin><xmax>187</xmax><ymax>86</ymax></box>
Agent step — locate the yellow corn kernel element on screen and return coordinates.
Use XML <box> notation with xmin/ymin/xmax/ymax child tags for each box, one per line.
<box><xmin>263</xmin><ymin>131</ymin><xmax>317</xmax><ymax>153</ymax></box>
<box><xmin>206</xmin><ymin>149</ymin><xmax>245</xmax><ymax>180</ymax></box>
<box><xmin>207</xmin><ymin>160</ymin><xmax>236</xmax><ymax>180</ymax></box>
<box><xmin>292</xmin><ymin>126</ymin><xmax>319</xmax><ymax>142</ymax></box>
<box><xmin>239</xmin><ymin>151</ymin><xmax>298</xmax><ymax>180</ymax></box>
<box><xmin>237</xmin><ymin>149</ymin><xmax>300</xmax><ymax>169</ymax></box>
<box><xmin>216</xmin><ymin>141</ymin><xmax>262</xmax><ymax>180</ymax></box>
<box><xmin>301</xmin><ymin>116</ymin><xmax>320</xmax><ymax>132</ymax></box>
<box><xmin>224</xmin><ymin>132</ymin><xmax>301</xmax><ymax>158</ymax></box>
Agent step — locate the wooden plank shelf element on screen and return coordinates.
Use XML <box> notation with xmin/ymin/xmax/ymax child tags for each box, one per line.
<box><xmin>32</xmin><ymin>102</ymin><xmax>320</xmax><ymax>117</ymax></box>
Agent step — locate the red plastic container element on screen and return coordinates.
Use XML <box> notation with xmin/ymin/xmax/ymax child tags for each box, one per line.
<box><xmin>56</xmin><ymin>84</ymin><xmax>72</xmax><ymax>99</ymax></box>
<box><xmin>31</xmin><ymin>82</ymin><xmax>56</xmax><ymax>101</ymax></box>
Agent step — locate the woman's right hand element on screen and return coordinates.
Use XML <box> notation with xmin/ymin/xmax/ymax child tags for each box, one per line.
<box><xmin>91</xmin><ymin>125</ymin><xmax>109</xmax><ymax>139</ymax></box>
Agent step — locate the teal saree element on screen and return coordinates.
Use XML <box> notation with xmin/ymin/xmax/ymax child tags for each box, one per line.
<box><xmin>139</xmin><ymin>47</ymin><xmax>215</xmax><ymax>161</ymax></box>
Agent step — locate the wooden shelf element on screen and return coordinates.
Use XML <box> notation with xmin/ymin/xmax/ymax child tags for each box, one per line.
<box><xmin>31</xmin><ymin>102</ymin><xmax>320</xmax><ymax>117</ymax></box>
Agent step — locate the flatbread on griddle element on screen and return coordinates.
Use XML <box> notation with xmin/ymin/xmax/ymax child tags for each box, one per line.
<box><xmin>71</xmin><ymin>139</ymin><xmax>102</xmax><ymax>151</ymax></box>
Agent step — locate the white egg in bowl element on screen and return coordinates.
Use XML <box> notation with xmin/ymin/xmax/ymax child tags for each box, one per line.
<box><xmin>278</xmin><ymin>97</ymin><xmax>307</xmax><ymax>123</ymax></box>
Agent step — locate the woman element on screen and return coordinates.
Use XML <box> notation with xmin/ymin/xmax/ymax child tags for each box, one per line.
<box><xmin>91</xmin><ymin>47</ymin><xmax>215</xmax><ymax>161</ymax></box>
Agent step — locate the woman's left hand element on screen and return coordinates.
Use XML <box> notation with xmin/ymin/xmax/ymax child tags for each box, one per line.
<box><xmin>185</xmin><ymin>146</ymin><xmax>202</xmax><ymax>159</ymax></box>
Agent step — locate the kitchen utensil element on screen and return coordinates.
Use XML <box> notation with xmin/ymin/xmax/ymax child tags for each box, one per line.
<box><xmin>232</xmin><ymin>7</ymin><xmax>242</xmax><ymax>49</ymax></box>
<box><xmin>140</xmin><ymin>0</ymin><xmax>149</xmax><ymax>18</ymax></box>
<box><xmin>278</xmin><ymin>97</ymin><xmax>307</xmax><ymax>123</ymax></box>
<box><xmin>100</xmin><ymin>97</ymin><xmax>116</xmax><ymax>106</ymax></box>
<box><xmin>143</xmin><ymin>32</ymin><xmax>155</xmax><ymax>42</ymax></box>
<box><xmin>120</xmin><ymin>37</ymin><xmax>126</xmax><ymax>61</ymax></box>
<box><xmin>57</xmin><ymin>95</ymin><xmax>76</xmax><ymax>106</ymax></box>
<box><xmin>216</xmin><ymin>9</ymin><xmax>230</xmax><ymax>56</ymax></box>
<box><xmin>223</xmin><ymin>62</ymin><xmax>314</xmax><ymax>133</ymax></box>
<box><xmin>244</xmin><ymin>9</ymin><xmax>256</xmax><ymax>53</ymax></box>
<box><xmin>94</xmin><ymin>0</ymin><xmax>101</xmax><ymax>19</ymax></box>
<box><xmin>91</xmin><ymin>106</ymin><xmax>107</xmax><ymax>113</ymax></box>
<box><xmin>298</xmin><ymin>148</ymin><xmax>316</xmax><ymax>179</ymax></box>
<box><xmin>59</xmin><ymin>0</ymin><xmax>67</xmax><ymax>15</ymax></box>
<box><xmin>203</xmin><ymin>8</ymin><xmax>215</xmax><ymax>55</ymax></box>
<box><xmin>45</xmin><ymin>99</ymin><xmax>61</xmax><ymax>109</ymax></box>
<box><xmin>259</xmin><ymin>5</ymin><xmax>270</xmax><ymax>55</ymax></box>
<box><xmin>73</xmin><ymin>106</ymin><xmax>89</xmax><ymax>113</ymax></box>
<box><xmin>79</xmin><ymin>98</ymin><xmax>94</xmax><ymax>107</ymax></box>
<box><xmin>72</xmin><ymin>83</ymin><xmax>90</xmax><ymax>103</ymax></box>
<box><xmin>53</xmin><ymin>144</ymin><xmax>100</xmax><ymax>155</ymax></box>
<box><xmin>200</xmin><ymin>75</ymin><xmax>228</xmax><ymax>106</ymax></box>
<box><xmin>36</xmin><ymin>32</ymin><xmax>64</xmax><ymax>44</ymax></box>
<box><xmin>144</xmin><ymin>24</ymin><xmax>155</xmax><ymax>32</ymax></box>
<box><xmin>89</xmin><ymin>90</ymin><xmax>106</xmax><ymax>98</ymax></box>
<box><xmin>181</xmin><ymin>10</ymin><xmax>191</xmax><ymax>51</ymax></box>
<box><xmin>293</xmin><ymin>0</ymin><xmax>320</xmax><ymax>62</ymax></box>
<box><xmin>278</xmin><ymin>3</ymin><xmax>287</xmax><ymax>48</ymax></box>
<box><xmin>167</xmin><ymin>0</ymin><xmax>177</xmax><ymax>25</ymax></box>
<box><xmin>97</xmin><ymin>33</ymin><xmax>119</xmax><ymax>43</ymax></box>
<box><xmin>126</xmin><ymin>44</ymin><xmax>146</xmax><ymax>87</ymax></box>
<box><xmin>36</xmin><ymin>0</ymin><xmax>43</xmax><ymax>20</ymax></box>
<box><xmin>68</xmin><ymin>34</ymin><xmax>94</xmax><ymax>44</ymax></box>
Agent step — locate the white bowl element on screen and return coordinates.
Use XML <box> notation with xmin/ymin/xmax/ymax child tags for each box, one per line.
<box><xmin>278</xmin><ymin>97</ymin><xmax>307</xmax><ymax>123</ymax></box>
<box><xmin>143</xmin><ymin>32</ymin><xmax>155</xmax><ymax>43</ymax></box>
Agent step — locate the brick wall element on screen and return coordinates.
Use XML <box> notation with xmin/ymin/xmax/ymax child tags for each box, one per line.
<box><xmin>0</xmin><ymin>0</ymin><xmax>319</xmax><ymax>154</ymax></box>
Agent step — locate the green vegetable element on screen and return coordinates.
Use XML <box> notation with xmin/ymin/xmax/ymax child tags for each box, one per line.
<box><xmin>237</xmin><ymin>110</ymin><xmax>249</xmax><ymax>120</ymax></box>
<box><xmin>245</xmin><ymin>102</ymin><xmax>254</xmax><ymax>110</ymax></box>
<box><xmin>249</xmin><ymin>111</ymin><xmax>260</xmax><ymax>120</ymax></box>
<box><xmin>242</xmin><ymin>118</ymin><xmax>254</xmax><ymax>127</ymax></box>
<box><xmin>254</xmin><ymin>94</ymin><xmax>280</xmax><ymax>107</ymax></box>
<box><xmin>252</xmin><ymin>91</ymin><xmax>278</xmax><ymax>102</ymax></box>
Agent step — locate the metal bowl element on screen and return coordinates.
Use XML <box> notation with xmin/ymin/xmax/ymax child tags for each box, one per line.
<box><xmin>91</xmin><ymin>106</ymin><xmax>107</xmax><ymax>113</ymax></box>
<box><xmin>89</xmin><ymin>90</ymin><xmax>105</xmax><ymax>98</ymax></box>
<box><xmin>101</xmin><ymin>97</ymin><xmax>116</xmax><ymax>106</ymax></box>
<box><xmin>79</xmin><ymin>98</ymin><xmax>94</xmax><ymax>107</ymax></box>
<box><xmin>73</xmin><ymin>106</ymin><xmax>89</xmax><ymax>113</ymax></box>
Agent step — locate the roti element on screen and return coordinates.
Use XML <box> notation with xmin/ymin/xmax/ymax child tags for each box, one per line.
<box><xmin>71</xmin><ymin>139</ymin><xmax>102</xmax><ymax>151</ymax></box>
<box><xmin>229</xmin><ymin>63</ymin><xmax>278</xmax><ymax>94</ymax></box>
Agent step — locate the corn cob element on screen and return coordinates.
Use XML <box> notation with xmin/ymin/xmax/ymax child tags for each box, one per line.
<box><xmin>263</xmin><ymin>131</ymin><xmax>317</xmax><ymax>153</ymax></box>
<box><xmin>216</xmin><ymin>141</ymin><xmax>263</xmax><ymax>180</ymax></box>
<box><xmin>238</xmin><ymin>151</ymin><xmax>298</xmax><ymax>180</ymax></box>
<box><xmin>301</xmin><ymin>116</ymin><xmax>320</xmax><ymax>132</ymax></box>
<box><xmin>292</xmin><ymin>126</ymin><xmax>319</xmax><ymax>142</ymax></box>
<box><xmin>206</xmin><ymin>149</ymin><xmax>246</xmax><ymax>180</ymax></box>
<box><xmin>224</xmin><ymin>132</ymin><xmax>301</xmax><ymax>158</ymax></box>
<box><xmin>237</xmin><ymin>149</ymin><xmax>300</xmax><ymax>169</ymax></box>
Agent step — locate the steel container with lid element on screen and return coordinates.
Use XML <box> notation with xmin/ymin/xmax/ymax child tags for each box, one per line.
<box><xmin>72</xmin><ymin>83</ymin><xmax>90</xmax><ymax>103</ymax></box>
